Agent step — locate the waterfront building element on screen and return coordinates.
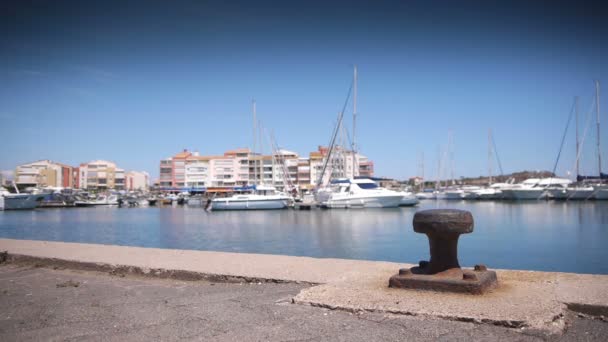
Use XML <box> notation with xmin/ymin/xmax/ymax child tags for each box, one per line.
<box><xmin>15</xmin><ymin>160</ymin><xmax>74</xmax><ymax>188</ymax></box>
<box><xmin>160</xmin><ymin>146</ymin><xmax>374</xmax><ymax>192</ymax></box>
<box><xmin>76</xmin><ymin>160</ymin><xmax>126</xmax><ymax>190</ymax></box>
<box><xmin>309</xmin><ymin>146</ymin><xmax>373</xmax><ymax>186</ymax></box>
<box><xmin>126</xmin><ymin>171</ymin><xmax>150</xmax><ymax>191</ymax></box>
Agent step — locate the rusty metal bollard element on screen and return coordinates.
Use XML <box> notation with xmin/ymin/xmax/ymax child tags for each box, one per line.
<box><xmin>389</xmin><ymin>209</ymin><xmax>498</xmax><ymax>294</ymax></box>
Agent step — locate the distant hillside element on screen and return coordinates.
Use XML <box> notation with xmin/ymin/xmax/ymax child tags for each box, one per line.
<box><xmin>416</xmin><ymin>170</ymin><xmax>556</xmax><ymax>188</ymax></box>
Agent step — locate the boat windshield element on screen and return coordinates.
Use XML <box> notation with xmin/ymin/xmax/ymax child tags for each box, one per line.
<box><xmin>357</xmin><ymin>183</ymin><xmax>379</xmax><ymax>189</ymax></box>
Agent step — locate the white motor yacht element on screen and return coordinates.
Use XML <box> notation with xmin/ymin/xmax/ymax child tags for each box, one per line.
<box><xmin>316</xmin><ymin>178</ymin><xmax>403</xmax><ymax>209</ymax></box>
<box><xmin>210</xmin><ymin>185</ymin><xmax>291</xmax><ymax>210</ymax></box>
<box><xmin>0</xmin><ymin>189</ymin><xmax>45</xmax><ymax>210</ymax></box>
<box><xmin>502</xmin><ymin>178</ymin><xmax>572</xmax><ymax>200</ymax></box>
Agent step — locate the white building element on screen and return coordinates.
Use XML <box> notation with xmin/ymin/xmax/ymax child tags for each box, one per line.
<box><xmin>126</xmin><ymin>171</ymin><xmax>150</xmax><ymax>191</ymax></box>
<box><xmin>77</xmin><ymin>160</ymin><xmax>126</xmax><ymax>190</ymax></box>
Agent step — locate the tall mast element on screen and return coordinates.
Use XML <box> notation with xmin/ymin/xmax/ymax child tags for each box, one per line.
<box><xmin>351</xmin><ymin>65</ymin><xmax>358</xmax><ymax>178</ymax></box>
<box><xmin>436</xmin><ymin>146</ymin><xmax>441</xmax><ymax>190</ymax></box>
<box><xmin>575</xmin><ymin>96</ymin><xmax>580</xmax><ymax>177</ymax></box>
<box><xmin>596</xmin><ymin>80</ymin><xmax>602</xmax><ymax>176</ymax></box>
<box><xmin>448</xmin><ymin>130</ymin><xmax>454</xmax><ymax>185</ymax></box>
<box><xmin>488</xmin><ymin>128</ymin><xmax>493</xmax><ymax>185</ymax></box>
<box><xmin>259</xmin><ymin>120</ymin><xmax>263</xmax><ymax>184</ymax></box>
<box><xmin>252</xmin><ymin>100</ymin><xmax>257</xmax><ymax>186</ymax></box>
<box><xmin>421</xmin><ymin>152</ymin><xmax>425</xmax><ymax>190</ymax></box>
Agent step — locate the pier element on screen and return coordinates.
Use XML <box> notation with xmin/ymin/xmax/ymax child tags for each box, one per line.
<box><xmin>1</xmin><ymin>238</ymin><xmax>607</xmax><ymax>339</ymax></box>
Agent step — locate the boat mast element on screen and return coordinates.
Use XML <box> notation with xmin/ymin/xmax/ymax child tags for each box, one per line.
<box><xmin>352</xmin><ymin>65</ymin><xmax>358</xmax><ymax>178</ymax></box>
<box><xmin>259</xmin><ymin>120</ymin><xmax>264</xmax><ymax>185</ymax></box>
<box><xmin>420</xmin><ymin>152</ymin><xmax>425</xmax><ymax>190</ymax></box>
<box><xmin>596</xmin><ymin>80</ymin><xmax>602</xmax><ymax>176</ymax></box>
<box><xmin>488</xmin><ymin>128</ymin><xmax>493</xmax><ymax>185</ymax></box>
<box><xmin>575</xmin><ymin>96</ymin><xmax>580</xmax><ymax>177</ymax></box>
<box><xmin>252</xmin><ymin>100</ymin><xmax>257</xmax><ymax>186</ymax></box>
<box><xmin>448</xmin><ymin>130</ymin><xmax>454</xmax><ymax>186</ymax></box>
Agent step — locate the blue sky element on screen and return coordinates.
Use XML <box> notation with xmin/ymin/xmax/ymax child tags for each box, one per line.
<box><xmin>1</xmin><ymin>0</ymin><xmax>607</xmax><ymax>181</ymax></box>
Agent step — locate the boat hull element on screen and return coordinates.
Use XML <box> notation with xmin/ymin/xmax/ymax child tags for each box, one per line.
<box><xmin>594</xmin><ymin>189</ymin><xmax>608</xmax><ymax>200</ymax></box>
<box><xmin>211</xmin><ymin>198</ymin><xmax>289</xmax><ymax>210</ymax></box>
<box><xmin>322</xmin><ymin>195</ymin><xmax>402</xmax><ymax>209</ymax></box>
<box><xmin>502</xmin><ymin>189</ymin><xmax>546</xmax><ymax>200</ymax></box>
<box><xmin>548</xmin><ymin>188</ymin><xmax>595</xmax><ymax>200</ymax></box>
<box><xmin>0</xmin><ymin>194</ymin><xmax>45</xmax><ymax>210</ymax></box>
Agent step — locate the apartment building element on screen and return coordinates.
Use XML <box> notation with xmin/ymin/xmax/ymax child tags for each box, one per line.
<box><xmin>126</xmin><ymin>171</ymin><xmax>150</xmax><ymax>191</ymax></box>
<box><xmin>160</xmin><ymin>146</ymin><xmax>374</xmax><ymax>192</ymax></box>
<box><xmin>77</xmin><ymin>160</ymin><xmax>126</xmax><ymax>190</ymax></box>
<box><xmin>309</xmin><ymin>146</ymin><xmax>373</xmax><ymax>186</ymax></box>
<box><xmin>15</xmin><ymin>160</ymin><xmax>74</xmax><ymax>188</ymax></box>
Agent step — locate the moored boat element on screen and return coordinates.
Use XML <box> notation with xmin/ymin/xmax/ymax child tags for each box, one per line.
<box><xmin>0</xmin><ymin>189</ymin><xmax>45</xmax><ymax>210</ymax></box>
<box><xmin>210</xmin><ymin>185</ymin><xmax>291</xmax><ymax>210</ymax></box>
<box><xmin>316</xmin><ymin>178</ymin><xmax>403</xmax><ymax>209</ymax></box>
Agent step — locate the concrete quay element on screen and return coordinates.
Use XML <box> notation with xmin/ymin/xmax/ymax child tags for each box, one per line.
<box><xmin>1</xmin><ymin>238</ymin><xmax>608</xmax><ymax>340</ymax></box>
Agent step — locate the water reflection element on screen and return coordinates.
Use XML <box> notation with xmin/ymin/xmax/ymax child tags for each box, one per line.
<box><xmin>0</xmin><ymin>201</ymin><xmax>607</xmax><ymax>274</ymax></box>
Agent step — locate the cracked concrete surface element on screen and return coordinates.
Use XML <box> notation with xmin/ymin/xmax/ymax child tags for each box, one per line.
<box><xmin>2</xmin><ymin>265</ymin><xmax>607</xmax><ymax>341</ymax></box>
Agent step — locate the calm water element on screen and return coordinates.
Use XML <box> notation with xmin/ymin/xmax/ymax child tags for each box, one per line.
<box><xmin>1</xmin><ymin>201</ymin><xmax>607</xmax><ymax>274</ymax></box>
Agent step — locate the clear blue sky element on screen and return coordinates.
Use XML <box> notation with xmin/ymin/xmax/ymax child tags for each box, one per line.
<box><xmin>1</xmin><ymin>0</ymin><xmax>607</xmax><ymax>181</ymax></box>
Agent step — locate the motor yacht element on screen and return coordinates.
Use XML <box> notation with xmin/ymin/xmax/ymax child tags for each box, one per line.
<box><xmin>315</xmin><ymin>178</ymin><xmax>403</xmax><ymax>209</ymax></box>
<box><xmin>501</xmin><ymin>178</ymin><xmax>572</xmax><ymax>200</ymax></box>
<box><xmin>0</xmin><ymin>188</ymin><xmax>45</xmax><ymax>210</ymax></box>
<box><xmin>210</xmin><ymin>185</ymin><xmax>291</xmax><ymax>210</ymax></box>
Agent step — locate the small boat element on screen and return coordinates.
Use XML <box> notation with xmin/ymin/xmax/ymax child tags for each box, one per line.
<box><xmin>0</xmin><ymin>189</ymin><xmax>45</xmax><ymax>210</ymax></box>
<box><xmin>147</xmin><ymin>197</ymin><xmax>158</xmax><ymax>206</ymax></box>
<box><xmin>74</xmin><ymin>194</ymin><xmax>119</xmax><ymax>207</ymax></box>
<box><xmin>210</xmin><ymin>185</ymin><xmax>291</xmax><ymax>210</ymax></box>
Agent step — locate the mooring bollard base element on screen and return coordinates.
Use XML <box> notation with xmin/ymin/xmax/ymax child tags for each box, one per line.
<box><xmin>389</xmin><ymin>265</ymin><xmax>498</xmax><ymax>295</ymax></box>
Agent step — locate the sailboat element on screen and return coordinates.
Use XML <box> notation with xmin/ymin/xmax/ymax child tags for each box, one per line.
<box><xmin>551</xmin><ymin>81</ymin><xmax>607</xmax><ymax>200</ymax></box>
<box><xmin>314</xmin><ymin>66</ymin><xmax>404</xmax><ymax>208</ymax></box>
<box><xmin>210</xmin><ymin>101</ymin><xmax>291</xmax><ymax>210</ymax></box>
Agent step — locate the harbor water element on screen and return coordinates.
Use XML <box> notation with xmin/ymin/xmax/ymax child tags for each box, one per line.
<box><xmin>1</xmin><ymin>201</ymin><xmax>607</xmax><ymax>275</ymax></box>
